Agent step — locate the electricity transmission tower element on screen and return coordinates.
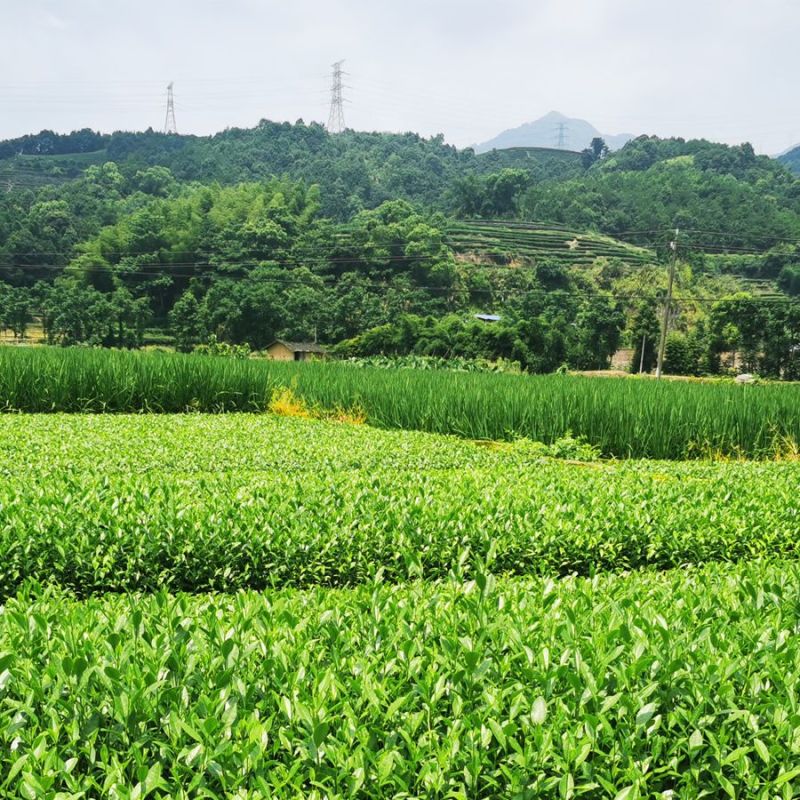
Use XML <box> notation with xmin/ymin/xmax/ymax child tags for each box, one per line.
<box><xmin>163</xmin><ymin>82</ymin><xmax>178</xmax><ymax>135</ymax></box>
<box><xmin>327</xmin><ymin>61</ymin><xmax>347</xmax><ymax>133</ymax></box>
<box><xmin>554</xmin><ymin>122</ymin><xmax>569</xmax><ymax>149</ymax></box>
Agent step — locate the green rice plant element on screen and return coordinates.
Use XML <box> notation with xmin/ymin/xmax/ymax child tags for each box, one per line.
<box><xmin>1</xmin><ymin>560</ymin><xmax>799</xmax><ymax>797</ymax></box>
<box><xmin>1</xmin><ymin>346</ymin><xmax>800</xmax><ymax>458</ymax></box>
<box><xmin>1</xmin><ymin>414</ymin><xmax>799</xmax><ymax>597</ymax></box>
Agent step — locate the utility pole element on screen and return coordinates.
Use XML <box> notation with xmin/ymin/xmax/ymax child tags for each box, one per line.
<box><xmin>327</xmin><ymin>61</ymin><xmax>347</xmax><ymax>134</ymax></box>
<box><xmin>163</xmin><ymin>82</ymin><xmax>178</xmax><ymax>135</ymax></box>
<box><xmin>639</xmin><ymin>333</ymin><xmax>646</xmax><ymax>374</ymax></box>
<box><xmin>655</xmin><ymin>228</ymin><xmax>679</xmax><ymax>379</ymax></box>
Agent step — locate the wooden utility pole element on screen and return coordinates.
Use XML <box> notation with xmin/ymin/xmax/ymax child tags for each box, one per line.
<box><xmin>656</xmin><ymin>229</ymin><xmax>679</xmax><ymax>379</ymax></box>
<box><xmin>639</xmin><ymin>333</ymin><xmax>646</xmax><ymax>374</ymax></box>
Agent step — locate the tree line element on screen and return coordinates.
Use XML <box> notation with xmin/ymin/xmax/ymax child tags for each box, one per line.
<box><xmin>1</xmin><ymin>123</ymin><xmax>800</xmax><ymax>377</ymax></box>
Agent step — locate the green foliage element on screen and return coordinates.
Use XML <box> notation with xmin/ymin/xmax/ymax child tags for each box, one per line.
<box><xmin>447</xmin><ymin>219</ymin><xmax>652</xmax><ymax>265</ymax></box>
<box><xmin>336</xmin><ymin>304</ymin><xmax>625</xmax><ymax>374</ymax></box>
<box><xmin>2</xmin><ymin>560</ymin><xmax>800</xmax><ymax>796</ymax></box>
<box><xmin>37</xmin><ymin>279</ymin><xmax>149</xmax><ymax>347</ymax></box>
<box><xmin>663</xmin><ymin>330</ymin><xmax>706</xmax><ymax>376</ymax></box>
<box><xmin>580</xmin><ymin>136</ymin><xmax>609</xmax><ymax>169</ymax></box>
<box><xmin>52</xmin><ymin>187</ymin><xmax>463</xmax><ymax>350</ymax></box>
<box><xmin>777</xmin><ymin>263</ymin><xmax>800</xmax><ymax>295</ymax></box>
<box><xmin>2</xmin><ymin>348</ymin><xmax>800</xmax><ymax>460</ymax></box>
<box><xmin>0</xmin><ymin>284</ymin><xmax>33</xmax><ymax>339</ymax></box>
<box><xmin>169</xmin><ymin>290</ymin><xmax>208</xmax><ymax>352</ymax></box>
<box><xmin>0</xmin><ymin>128</ymin><xmax>107</xmax><ymax>158</ymax></box>
<box><xmin>3</xmin><ymin>125</ymin><xmax>800</xmax><ymax>377</ymax></box>
<box><xmin>708</xmin><ymin>294</ymin><xmax>800</xmax><ymax>378</ymax></box>
<box><xmin>1</xmin><ymin>413</ymin><xmax>800</xmax><ymax>598</ymax></box>
<box><xmin>473</xmin><ymin>144</ymin><xmax>584</xmax><ymax>179</ymax></box>
<box><xmin>628</xmin><ymin>301</ymin><xmax>660</xmax><ymax>373</ymax></box>
<box><xmin>521</xmin><ymin>137</ymin><xmax>800</xmax><ymax>249</ymax></box>
<box><xmin>192</xmin><ymin>334</ymin><xmax>251</xmax><ymax>359</ymax></box>
<box><xmin>511</xmin><ymin>431</ymin><xmax>601</xmax><ymax>461</ymax></box>
<box><xmin>4</xmin><ymin>124</ymin><xmax>800</xmax><ymax>800</ymax></box>
<box><xmin>450</xmin><ymin>168</ymin><xmax>532</xmax><ymax>217</ymax></box>
<box><xmin>342</xmin><ymin>354</ymin><xmax>523</xmax><ymax>374</ymax></box>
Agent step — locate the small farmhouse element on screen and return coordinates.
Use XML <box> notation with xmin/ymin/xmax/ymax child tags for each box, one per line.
<box><xmin>266</xmin><ymin>340</ymin><xmax>326</xmax><ymax>362</ymax></box>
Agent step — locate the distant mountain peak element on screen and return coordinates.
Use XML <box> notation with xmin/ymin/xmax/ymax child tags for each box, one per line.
<box><xmin>474</xmin><ymin>112</ymin><xmax>634</xmax><ymax>154</ymax></box>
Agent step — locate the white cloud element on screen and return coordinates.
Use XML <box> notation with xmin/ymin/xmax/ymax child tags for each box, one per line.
<box><xmin>42</xmin><ymin>11</ymin><xmax>68</xmax><ymax>29</ymax></box>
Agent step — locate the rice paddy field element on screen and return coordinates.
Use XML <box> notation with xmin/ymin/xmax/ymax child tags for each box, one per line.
<box><xmin>3</xmin><ymin>346</ymin><xmax>800</xmax><ymax>459</ymax></box>
<box><xmin>2</xmin><ymin>352</ymin><xmax>800</xmax><ymax>797</ymax></box>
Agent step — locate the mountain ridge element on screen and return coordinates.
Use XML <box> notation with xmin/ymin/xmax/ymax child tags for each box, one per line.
<box><xmin>777</xmin><ymin>145</ymin><xmax>800</xmax><ymax>175</ymax></box>
<box><xmin>474</xmin><ymin>111</ymin><xmax>634</xmax><ymax>154</ymax></box>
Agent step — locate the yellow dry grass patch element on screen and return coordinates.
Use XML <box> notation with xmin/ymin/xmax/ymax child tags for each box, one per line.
<box><xmin>772</xmin><ymin>434</ymin><xmax>800</xmax><ymax>461</ymax></box>
<box><xmin>327</xmin><ymin>405</ymin><xmax>367</xmax><ymax>425</ymax></box>
<box><xmin>267</xmin><ymin>386</ymin><xmax>314</xmax><ymax>419</ymax></box>
<box><xmin>268</xmin><ymin>386</ymin><xmax>365</xmax><ymax>425</ymax></box>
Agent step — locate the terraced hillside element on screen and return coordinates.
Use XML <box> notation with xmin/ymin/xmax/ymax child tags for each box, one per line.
<box><xmin>448</xmin><ymin>219</ymin><xmax>654</xmax><ymax>265</ymax></box>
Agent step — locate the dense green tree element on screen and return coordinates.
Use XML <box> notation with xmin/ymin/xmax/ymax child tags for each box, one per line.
<box><xmin>109</xmin><ymin>286</ymin><xmax>150</xmax><ymax>348</ymax></box>
<box><xmin>568</xmin><ymin>295</ymin><xmax>625</xmax><ymax>370</ymax></box>
<box><xmin>629</xmin><ymin>302</ymin><xmax>661</xmax><ymax>373</ymax></box>
<box><xmin>777</xmin><ymin>264</ymin><xmax>800</xmax><ymax>296</ymax></box>
<box><xmin>42</xmin><ymin>279</ymin><xmax>112</xmax><ymax>345</ymax></box>
<box><xmin>0</xmin><ymin>284</ymin><xmax>33</xmax><ymax>339</ymax></box>
<box><xmin>663</xmin><ymin>331</ymin><xmax>705</xmax><ymax>375</ymax></box>
<box><xmin>581</xmin><ymin>137</ymin><xmax>609</xmax><ymax>169</ymax></box>
<box><xmin>703</xmin><ymin>294</ymin><xmax>800</xmax><ymax>378</ymax></box>
<box><xmin>131</xmin><ymin>166</ymin><xmax>177</xmax><ymax>197</ymax></box>
<box><xmin>169</xmin><ymin>290</ymin><xmax>208</xmax><ymax>352</ymax></box>
<box><xmin>3</xmin><ymin>123</ymin><xmax>800</xmax><ymax>377</ymax></box>
<box><xmin>450</xmin><ymin>169</ymin><xmax>531</xmax><ymax>218</ymax></box>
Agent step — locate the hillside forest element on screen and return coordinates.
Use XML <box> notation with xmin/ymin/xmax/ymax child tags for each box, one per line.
<box><xmin>2</xmin><ymin>122</ymin><xmax>800</xmax><ymax>377</ymax></box>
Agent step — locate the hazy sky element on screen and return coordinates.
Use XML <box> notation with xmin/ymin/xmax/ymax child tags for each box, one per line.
<box><xmin>2</xmin><ymin>0</ymin><xmax>799</xmax><ymax>154</ymax></box>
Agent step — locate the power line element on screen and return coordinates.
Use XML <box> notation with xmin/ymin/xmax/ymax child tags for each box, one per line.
<box><xmin>1</xmin><ymin>262</ymin><xmax>796</xmax><ymax>307</ymax></box>
<box><xmin>0</xmin><ymin>237</ymin><xmax>794</xmax><ymax>272</ymax></box>
<box><xmin>0</xmin><ymin>242</ymin><xmax>782</xmax><ymax>270</ymax></box>
<box><xmin>673</xmin><ymin>229</ymin><xmax>800</xmax><ymax>247</ymax></box>
<box><xmin>1</xmin><ymin>220</ymin><xmax>798</xmax><ymax>281</ymax></box>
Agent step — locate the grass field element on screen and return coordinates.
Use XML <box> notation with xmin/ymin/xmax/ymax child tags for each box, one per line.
<box><xmin>2</xmin><ymin>346</ymin><xmax>800</xmax><ymax>459</ymax></box>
